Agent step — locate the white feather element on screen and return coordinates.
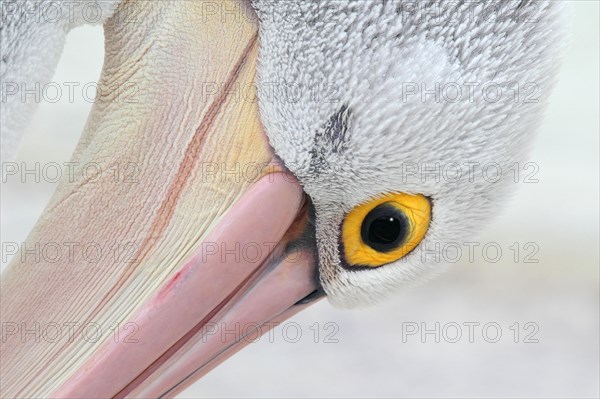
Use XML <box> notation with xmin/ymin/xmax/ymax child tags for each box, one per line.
<box><xmin>0</xmin><ymin>0</ymin><xmax>120</xmax><ymax>160</ymax></box>
<box><xmin>253</xmin><ymin>0</ymin><xmax>568</xmax><ymax>307</ymax></box>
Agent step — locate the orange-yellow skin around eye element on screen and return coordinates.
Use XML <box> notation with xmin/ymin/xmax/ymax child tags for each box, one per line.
<box><xmin>341</xmin><ymin>193</ymin><xmax>431</xmax><ymax>267</ymax></box>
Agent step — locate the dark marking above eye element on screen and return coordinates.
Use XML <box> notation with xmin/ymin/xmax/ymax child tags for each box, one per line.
<box><xmin>517</xmin><ymin>0</ymin><xmax>533</xmax><ymax>10</ymax></box>
<box><xmin>309</xmin><ymin>104</ymin><xmax>352</xmax><ymax>176</ymax></box>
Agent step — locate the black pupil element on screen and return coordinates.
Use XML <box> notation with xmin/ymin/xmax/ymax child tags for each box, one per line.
<box><xmin>369</xmin><ymin>216</ymin><xmax>401</xmax><ymax>243</ymax></box>
<box><xmin>361</xmin><ymin>204</ymin><xmax>408</xmax><ymax>252</ymax></box>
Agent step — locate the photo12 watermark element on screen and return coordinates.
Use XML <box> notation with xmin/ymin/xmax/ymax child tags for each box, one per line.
<box><xmin>400</xmin><ymin>321</ymin><xmax>540</xmax><ymax>344</ymax></box>
<box><xmin>1</xmin><ymin>321</ymin><xmax>139</xmax><ymax>345</ymax></box>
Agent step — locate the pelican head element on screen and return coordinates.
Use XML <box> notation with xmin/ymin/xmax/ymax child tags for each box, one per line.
<box><xmin>253</xmin><ymin>0</ymin><xmax>565</xmax><ymax>307</ymax></box>
<box><xmin>1</xmin><ymin>0</ymin><xmax>566</xmax><ymax>397</ymax></box>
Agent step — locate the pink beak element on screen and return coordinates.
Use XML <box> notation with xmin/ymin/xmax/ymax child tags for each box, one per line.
<box><xmin>55</xmin><ymin>173</ymin><xmax>321</xmax><ymax>398</ymax></box>
<box><xmin>0</xmin><ymin>1</ymin><xmax>322</xmax><ymax>397</ymax></box>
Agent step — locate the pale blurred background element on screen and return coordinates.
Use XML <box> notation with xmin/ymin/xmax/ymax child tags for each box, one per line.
<box><xmin>1</xmin><ymin>1</ymin><xmax>598</xmax><ymax>398</ymax></box>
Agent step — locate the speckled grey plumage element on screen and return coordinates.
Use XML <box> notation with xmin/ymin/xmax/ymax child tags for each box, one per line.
<box><xmin>252</xmin><ymin>0</ymin><xmax>567</xmax><ymax>307</ymax></box>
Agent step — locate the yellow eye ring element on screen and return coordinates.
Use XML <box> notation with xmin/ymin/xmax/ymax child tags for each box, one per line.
<box><xmin>341</xmin><ymin>193</ymin><xmax>431</xmax><ymax>268</ymax></box>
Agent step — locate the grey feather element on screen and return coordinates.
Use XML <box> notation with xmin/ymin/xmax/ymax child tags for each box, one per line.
<box><xmin>253</xmin><ymin>0</ymin><xmax>568</xmax><ymax>307</ymax></box>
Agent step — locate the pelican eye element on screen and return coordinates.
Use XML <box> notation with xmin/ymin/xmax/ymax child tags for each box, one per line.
<box><xmin>361</xmin><ymin>204</ymin><xmax>409</xmax><ymax>252</ymax></box>
<box><xmin>341</xmin><ymin>193</ymin><xmax>431</xmax><ymax>268</ymax></box>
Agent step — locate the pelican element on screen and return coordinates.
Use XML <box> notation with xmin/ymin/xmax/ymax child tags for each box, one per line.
<box><xmin>0</xmin><ymin>0</ymin><xmax>566</xmax><ymax>397</ymax></box>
